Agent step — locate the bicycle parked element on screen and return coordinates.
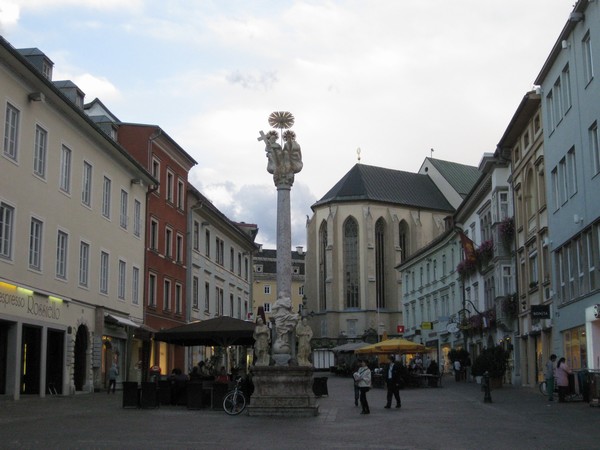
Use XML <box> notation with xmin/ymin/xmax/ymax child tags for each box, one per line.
<box><xmin>223</xmin><ymin>377</ymin><xmax>246</xmax><ymax>415</ymax></box>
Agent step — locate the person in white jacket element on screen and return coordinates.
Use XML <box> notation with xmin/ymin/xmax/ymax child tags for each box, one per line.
<box><xmin>353</xmin><ymin>359</ymin><xmax>372</xmax><ymax>414</ymax></box>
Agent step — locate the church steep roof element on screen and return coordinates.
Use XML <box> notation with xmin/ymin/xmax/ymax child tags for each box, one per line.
<box><xmin>425</xmin><ymin>158</ymin><xmax>481</xmax><ymax>198</ymax></box>
<box><xmin>312</xmin><ymin>163</ymin><xmax>454</xmax><ymax>212</ymax></box>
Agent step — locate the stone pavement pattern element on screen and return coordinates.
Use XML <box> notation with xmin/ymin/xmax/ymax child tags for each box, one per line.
<box><xmin>1</xmin><ymin>375</ymin><xmax>599</xmax><ymax>450</ymax></box>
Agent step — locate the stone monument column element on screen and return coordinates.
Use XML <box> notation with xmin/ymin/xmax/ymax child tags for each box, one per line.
<box><xmin>250</xmin><ymin>112</ymin><xmax>318</xmax><ymax>417</ymax></box>
<box><xmin>257</xmin><ymin>111</ymin><xmax>303</xmax><ymax>364</ymax></box>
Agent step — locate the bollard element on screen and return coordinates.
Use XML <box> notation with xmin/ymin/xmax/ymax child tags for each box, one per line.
<box><xmin>483</xmin><ymin>371</ymin><xmax>492</xmax><ymax>403</ymax></box>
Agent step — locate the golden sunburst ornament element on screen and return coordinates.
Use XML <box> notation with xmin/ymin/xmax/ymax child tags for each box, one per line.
<box><xmin>268</xmin><ymin>111</ymin><xmax>295</xmax><ymax>129</ymax></box>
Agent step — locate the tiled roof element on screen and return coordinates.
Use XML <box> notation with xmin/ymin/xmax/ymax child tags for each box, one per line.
<box><xmin>425</xmin><ymin>158</ymin><xmax>480</xmax><ymax>198</ymax></box>
<box><xmin>312</xmin><ymin>163</ymin><xmax>454</xmax><ymax>211</ymax></box>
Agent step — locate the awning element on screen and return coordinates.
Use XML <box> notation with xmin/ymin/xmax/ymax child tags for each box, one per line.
<box><xmin>105</xmin><ymin>313</ymin><xmax>139</xmax><ymax>328</ymax></box>
<box><xmin>331</xmin><ymin>342</ymin><xmax>368</xmax><ymax>352</ymax></box>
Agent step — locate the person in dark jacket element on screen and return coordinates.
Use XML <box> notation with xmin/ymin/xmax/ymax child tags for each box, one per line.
<box><xmin>384</xmin><ymin>355</ymin><xmax>402</xmax><ymax>409</ymax></box>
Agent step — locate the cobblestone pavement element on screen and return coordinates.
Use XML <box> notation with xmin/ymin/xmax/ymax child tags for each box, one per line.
<box><xmin>1</xmin><ymin>375</ymin><xmax>598</xmax><ymax>450</ymax></box>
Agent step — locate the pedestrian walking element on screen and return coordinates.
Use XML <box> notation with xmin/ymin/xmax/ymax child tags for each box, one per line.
<box><xmin>384</xmin><ymin>354</ymin><xmax>402</xmax><ymax>409</ymax></box>
<box><xmin>351</xmin><ymin>360</ymin><xmax>360</xmax><ymax>406</ymax></box>
<box><xmin>556</xmin><ymin>357</ymin><xmax>572</xmax><ymax>402</ymax></box>
<box><xmin>353</xmin><ymin>359</ymin><xmax>372</xmax><ymax>415</ymax></box>
<box><xmin>108</xmin><ymin>363</ymin><xmax>118</xmax><ymax>394</ymax></box>
<box><xmin>544</xmin><ymin>354</ymin><xmax>557</xmax><ymax>401</ymax></box>
<box><xmin>453</xmin><ymin>359</ymin><xmax>462</xmax><ymax>382</ymax></box>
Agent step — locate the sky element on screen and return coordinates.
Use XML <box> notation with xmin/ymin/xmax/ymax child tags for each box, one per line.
<box><xmin>0</xmin><ymin>0</ymin><xmax>576</xmax><ymax>249</ymax></box>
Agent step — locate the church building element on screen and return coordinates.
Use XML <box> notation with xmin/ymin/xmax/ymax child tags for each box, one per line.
<box><xmin>304</xmin><ymin>159</ymin><xmax>480</xmax><ymax>341</ymax></box>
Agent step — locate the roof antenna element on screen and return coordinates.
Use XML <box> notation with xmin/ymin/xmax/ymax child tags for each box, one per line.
<box><xmin>357</xmin><ymin>147</ymin><xmax>361</xmax><ymax>163</ymax></box>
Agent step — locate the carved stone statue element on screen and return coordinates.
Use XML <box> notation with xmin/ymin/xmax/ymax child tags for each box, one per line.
<box><xmin>261</xmin><ymin>129</ymin><xmax>303</xmax><ymax>186</ymax></box>
<box><xmin>296</xmin><ymin>318</ymin><xmax>313</xmax><ymax>367</ymax></box>
<box><xmin>271</xmin><ymin>292</ymin><xmax>298</xmax><ymax>354</ymax></box>
<box><xmin>253</xmin><ymin>317</ymin><xmax>271</xmax><ymax>366</ymax></box>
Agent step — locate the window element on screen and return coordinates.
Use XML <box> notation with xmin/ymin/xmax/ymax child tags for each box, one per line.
<box><xmin>244</xmin><ymin>257</ymin><xmax>248</xmax><ymax>281</ymax></box>
<box><xmin>100</xmin><ymin>251</ymin><xmax>109</xmax><ymax>293</ymax></box>
<box><xmin>551</xmin><ymin>168</ymin><xmax>560</xmax><ymax>210</ymax></box>
<box><xmin>102</xmin><ymin>177</ymin><xmax>111</xmax><ymax>218</ymax></box>
<box><xmin>204</xmin><ymin>282</ymin><xmax>210</xmax><ymax>312</ymax></box>
<box><xmin>34</xmin><ymin>125</ymin><xmax>47</xmax><ymax>177</ymax></box>
<box><xmin>299</xmin><ymin>285</ymin><xmax>304</xmax><ymax>296</ymax></box>
<box><xmin>590</xmin><ymin>122</ymin><xmax>600</xmax><ymax>176</ymax></box>
<box><xmin>562</xmin><ymin>64</ymin><xmax>572</xmax><ymax>113</ymax></box>
<box><xmin>79</xmin><ymin>241</ymin><xmax>89</xmax><ymax>287</ymax></box>
<box><xmin>588</xmin><ymin>229</ymin><xmax>597</xmax><ymax>291</ymax></box>
<box><xmin>498</xmin><ymin>192</ymin><xmax>509</xmax><ymax>221</ymax></box>
<box><xmin>166</xmin><ymin>171</ymin><xmax>174</xmax><ymax>203</ymax></box>
<box><xmin>176</xmin><ymin>234</ymin><xmax>183</xmax><ymax>263</ymax></box>
<box><xmin>118</xmin><ymin>260</ymin><xmax>126</xmax><ymax>300</ymax></box>
<box><xmin>546</xmin><ymin>91</ymin><xmax>555</xmax><ymax>132</ymax></box>
<box><xmin>319</xmin><ymin>221</ymin><xmax>328</xmax><ymax>311</ymax></box>
<box><xmin>133</xmin><ymin>200</ymin><xmax>141</xmax><ymax>237</ymax></box>
<box><xmin>150</xmin><ymin>219</ymin><xmax>158</xmax><ymax>251</ymax></box>
<box><xmin>344</xmin><ymin>217</ymin><xmax>360</xmax><ymax>308</ymax></box>
<box><xmin>230</xmin><ymin>247</ymin><xmax>235</xmax><ymax>272</ymax></box>
<box><xmin>59</xmin><ymin>145</ymin><xmax>72</xmax><ymax>193</ymax></box>
<box><xmin>216</xmin><ymin>237</ymin><xmax>224</xmax><ymax>265</ymax></box>
<box><xmin>177</xmin><ymin>179</ymin><xmax>185</xmax><ymax>209</ymax></box>
<box><xmin>577</xmin><ymin>238</ymin><xmax>585</xmax><ymax>296</ymax></box>
<box><xmin>263</xmin><ymin>303</ymin><xmax>271</xmax><ymax>313</ymax></box>
<box><xmin>552</xmin><ymin>76</ymin><xmax>562</xmax><ymax>128</ymax></box>
<box><xmin>567</xmin><ymin>148</ymin><xmax>577</xmax><ymax>197</ymax></box>
<box><xmin>583</xmin><ymin>32</ymin><xmax>594</xmax><ymax>85</ymax></box>
<box><xmin>175</xmin><ymin>283</ymin><xmax>182</xmax><ymax>314</ymax></box>
<box><xmin>205</xmin><ymin>230</ymin><xmax>210</xmax><ymax>257</ymax></box>
<box><xmin>398</xmin><ymin>220</ymin><xmax>409</xmax><ymax>261</ymax></box>
<box><xmin>237</xmin><ymin>297</ymin><xmax>242</xmax><ymax>319</ymax></box>
<box><xmin>82</xmin><ymin>161</ymin><xmax>92</xmax><ymax>206</ymax></box>
<box><xmin>163</xmin><ymin>279</ymin><xmax>171</xmax><ymax>311</ymax></box>
<box><xmin>120</xmin><ymin>189</ymin><xmax>128</xmax><ymax>229</ymax></box>
<box><xmin>375</xmin><ymin>218</ymin><xmax>386</xmax><ymax>309</ymax></box>
<box><xmin>559</xmin><ymin>158</ymin><xmax>568</xmax><ymax>205</ymax></box>
<box><xmin>192</xmin><ymin>276</ymin><xmax>199</xmax><ymax>309</ymax></box>
<box><xmin>255</xmin><ymin>264</ymin><xmax>263</xmax><ymax>273</ymax></box>
<box><xmin>165</xmin><ymin>228</ymin><xmax>173</xmax><ymax>258</ymax></box>
<box><xmin>229</xmin><ymin>293</ymin><xmax>234</xmax><ymax>317</ymax></box>
<box><xmin>528</xmin><ymin>243</ymin><xmax>538</xmax><ymax>287</ymax></box>
<box><xmin>132</xmin><ymin>266</ymin><xmax>140</xmax><ymax>305</ymax></box>
<box><xmin>29</xmin><ymin>218</ymin><xmax>43</xmax><ymax>270</ymax></box>
<box><xmin>3</xmin><ymin>103</ymin><xmax>19</xmax><ymax>160</ymax></box>
<box><xmin>148</xmin><ymin>273</ymin><xmax>157</xmax><ymax>307</ymax></box>
<box><xmin>56</xmin><ymin>231</ymin><xmax>69</xmax><ymax>279</ymax></box>
<box><xmin>216</xmin><ymin>287</ymin><xmax>224</xmax><ymax>315</ymax></box>
<box><xmin>193</xmin><ymin>221</ymin><xmax>200</xmax><ymax>251</ymax></box>
<box><xmin>152</xmin><ymin>158</ymin><xmax>160</xmax><ymax>192</ymax></box>
<box><xmin>264</xmin><ymin>285</ymin><xmax>271</xmax><ymax>295</ymax></box>
<box><xmin>237</xmin><ymin>252</ymin><xmax>242</xmax><ymax>276</ymax></box>
<box><xmin>502</xmin><ymin>266</ymin><xmax>512</xmax><ymax>296</ymax></box>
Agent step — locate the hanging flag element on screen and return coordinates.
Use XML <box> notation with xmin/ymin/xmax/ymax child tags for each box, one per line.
<box><xmin>458</xmin><ymin>230</ymin><xmax>477</xmax><ymax>262</ymax></box>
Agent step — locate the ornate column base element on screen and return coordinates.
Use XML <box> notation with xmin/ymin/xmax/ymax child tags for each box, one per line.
<box><xmin>247</xmin><ymin>366</ymin><xmax>319</xmax><ymax>417</ymax></box>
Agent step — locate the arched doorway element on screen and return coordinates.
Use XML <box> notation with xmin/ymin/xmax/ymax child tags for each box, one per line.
<box><xmin>73</xmin><ymin>325</ymin><xmax>88</xmax><ymax>391</ymax></box>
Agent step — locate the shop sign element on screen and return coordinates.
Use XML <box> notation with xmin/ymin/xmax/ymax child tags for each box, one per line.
<box><xmin>397</xmin><ymin>325</ymin><xmax>405</xmax><ymax>333</ymax></box>
<box><xmin>0</xmin><ymin>283</ymin><xmax>61</xmax><ymax>321</ymax></box>
<box><xmin>531</xmin><ymin>304</ymin><xmax>550</xmax><ymax>319</ymax></box>
<box><xmin>421</xmin><ymin>321</ymin><xmax>433</xmax><ymax>330</ymax></box>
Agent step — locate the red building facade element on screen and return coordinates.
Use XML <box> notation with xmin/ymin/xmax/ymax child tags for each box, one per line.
<box><xmin>118</xmin><ymin>124</ymin><xmax>197</xmax><ymax>376</ymax></box>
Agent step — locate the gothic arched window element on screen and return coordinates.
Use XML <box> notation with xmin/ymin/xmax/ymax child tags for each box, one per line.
<box><xmin>375</xmin><ymin>218</ymin><xmax>386</xmax><ymax>309</ymax></box>
<box><xmin>344</xmin><ymin>217</ymin><xmax>360</xmax><ymax>308</ymax></box>
<box><xmin>399</xmin><ymin>220</ymin><xmax>410</xmax><ymax>262</ymax></box>
<box><xmin>319</xmin><ymin>221</ymin><xmax>328</xmax><ymax>311</ymax></box>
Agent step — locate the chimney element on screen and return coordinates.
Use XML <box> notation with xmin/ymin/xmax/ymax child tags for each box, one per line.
<box><xmin>296</xmin><ymin>246</ymin><xmax>304</xmax><ymax>255</ymax></box>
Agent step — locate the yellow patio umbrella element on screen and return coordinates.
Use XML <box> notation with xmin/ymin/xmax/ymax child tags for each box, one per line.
<box><xmin>355</xmin><ymin>338</ymin><xmax>425</xmax><ymax>355</ymax></box>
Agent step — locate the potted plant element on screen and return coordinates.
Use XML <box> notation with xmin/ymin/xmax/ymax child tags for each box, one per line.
<box><xmin>472</xmin><ymin>345</ymin><xmax>510</xmax><ymax>388</ymax></box>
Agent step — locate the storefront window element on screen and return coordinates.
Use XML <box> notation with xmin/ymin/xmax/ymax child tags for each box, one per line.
<box><xmin>563</xmin><ymin>325</ymin><xmax>587</xmax><ymax>369</ymax></box>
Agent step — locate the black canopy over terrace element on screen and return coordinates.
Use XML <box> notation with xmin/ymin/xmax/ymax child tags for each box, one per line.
<box><xmin>154</xmin><ymin>316</ymin><xmax>256</xmax><ymax>347</ymax></box>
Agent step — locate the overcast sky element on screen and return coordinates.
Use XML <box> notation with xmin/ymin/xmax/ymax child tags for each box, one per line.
<box><xmin>0</xmin><ymin>0</ymin><xmax>575</xmax><ymax>249</ymax></box>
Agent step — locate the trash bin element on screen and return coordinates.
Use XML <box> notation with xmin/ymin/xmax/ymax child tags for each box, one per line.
<box><xmin>122</xmin><ymin>382</ymin><xmax>139</xmax><ymax>408</ymax></box>
<box><xmin>187</xmin><ymin>381</ymin><xmax>204</xmax><ymax>410</ymax></box>
<box><xmin>588</xmin><ymin>371</ymin><xmax>600</xmax><ymax>406</ymax></box>
<box><xmin>140</xmin><ymin>381</ymin><xmax>159</xmax><ymax>409</ymax></box>
<box><xmin>158</xmin><ymin>380</ymin><xmax>172</xmax><ymax>405</ymax></box>
<box><xmin>312</xmin><ymin>377</ymin><xmax>328</xmax><ymax>397</ymax></box>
